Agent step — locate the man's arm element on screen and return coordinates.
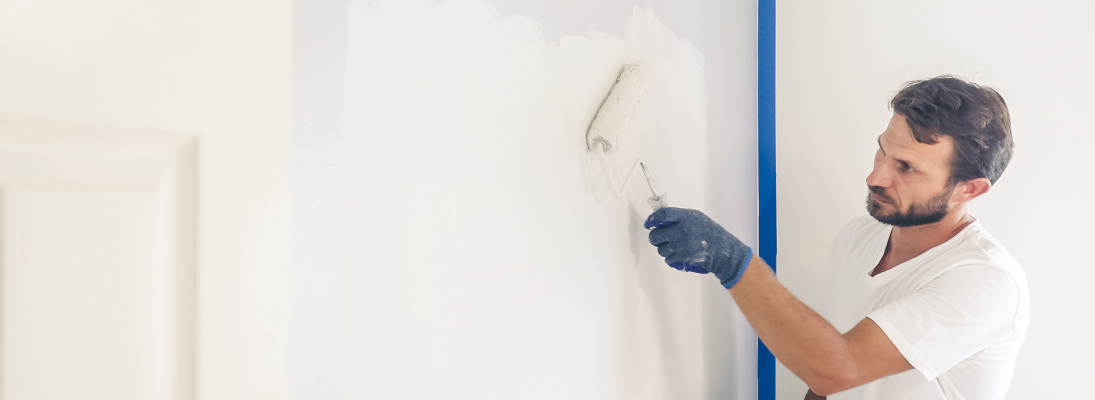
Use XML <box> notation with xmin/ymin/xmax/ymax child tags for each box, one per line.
<box><xmin>644</xmin><ymin>207</ymin><xmax>912</xmax><ymax>396</ymax></box>
<box><xmin>729</xmin><ymin>255</ymin><xmax>913</xmax><ymax>396</ymax></box>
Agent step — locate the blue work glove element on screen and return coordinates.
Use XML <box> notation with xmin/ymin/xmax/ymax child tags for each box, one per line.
<box><xmin>644</xmin><ymin>207</ymin><xmax>753</xmax><ymax>289</ymax></box>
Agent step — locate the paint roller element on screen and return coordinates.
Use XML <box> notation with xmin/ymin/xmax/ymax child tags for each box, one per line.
<box><xmin>586</xmin><ymin>61</ymin><xmax>667</xmax><ymax>210</ymax></box>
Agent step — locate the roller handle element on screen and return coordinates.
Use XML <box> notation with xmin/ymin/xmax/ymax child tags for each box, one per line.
<box><xmin>647</xmin><ymin>193</ymin><xmax>668</xmax><ymax>211</ymax></box>
<box><xmin>639</xmin><ymin>161</ymin><xmax>667</xmax><ymax>210</ymax></box>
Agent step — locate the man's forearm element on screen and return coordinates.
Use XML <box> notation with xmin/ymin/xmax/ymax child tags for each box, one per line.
<box><xmin>642</xmin><ymin>207</ymin><xmax>908</xmax><ymax>393</ymax></box>
<box><xmin>728</xmin><ymin>255</ymin><xmax>853</xmax><ymax>393</ymax></box>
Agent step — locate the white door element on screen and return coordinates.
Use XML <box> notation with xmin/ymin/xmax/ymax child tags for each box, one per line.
<box><xmin>0</xmin><ymin>118</ymin><xmax>196</xmax><ymax>400</ymax></box>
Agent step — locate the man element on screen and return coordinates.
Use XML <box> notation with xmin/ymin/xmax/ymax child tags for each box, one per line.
<box><xmin>646</xmin><ymin>76</ymin><xmax>1028</xmax><ymax>399</ymax></box>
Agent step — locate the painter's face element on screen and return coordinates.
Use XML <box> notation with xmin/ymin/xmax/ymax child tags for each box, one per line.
<box><xmin>865</xmin><ymin>113</ymin><xmax>957</xmax><ymax>227</ymax></box>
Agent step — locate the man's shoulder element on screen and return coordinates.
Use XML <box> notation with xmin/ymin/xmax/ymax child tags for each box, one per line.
<box><xmin>936</xmin><ymin>221</ymin><xmax>1029</xmax><ymax>293</ymax></box>
<box><xmin>924</xmin><ymin>221</ymin><xmax>1022</xmax><ymax>273</ymax></box>
<box><xmin>963</xmin><ymin>221</ymin><xmax>1019</xmax><ymax>262</ymax></box>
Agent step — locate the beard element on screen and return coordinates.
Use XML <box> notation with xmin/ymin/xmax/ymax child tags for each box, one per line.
<box><xmin>866</xmin><ymin>184</ymin><xmax>954</xmax><ymax>227</ymax></box>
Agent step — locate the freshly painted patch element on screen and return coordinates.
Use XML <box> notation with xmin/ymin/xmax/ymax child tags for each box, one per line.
<box><xmin>343</xmin><ymin>1</ymin><xmax>729</xmax><ymax>398</ymax></box>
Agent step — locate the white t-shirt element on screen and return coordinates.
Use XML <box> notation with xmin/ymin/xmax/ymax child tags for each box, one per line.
<box><xmin>823</xmin><ymin>216</ymin><xmax>1029</xmax><ymax>400</ymax></box>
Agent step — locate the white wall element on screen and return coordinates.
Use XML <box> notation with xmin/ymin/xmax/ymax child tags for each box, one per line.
<box><xmin>290</xmin><ymin>0</ymin><xmax>348</xmax><ymax>399</ymax></box>
<box><xmin>490</xmin><ymin>3</ymin><xmax>759</xmax><ymax>396</ymax></box>
<box><xmin>0</xmin><ymin>1</ymin><xmax>293</xmax><ymax>398</ymax></box>
<box><xmin>2</xmin><ymin>1</ymin><xmax>758</xmax><ymax>398</ymax></box>
<box><xmin>776</xmin><ymin>1</ymin><xmax>1095</xmax><ymax>399</ymax></box>
<box><xmin>328</xmin><ymin>0</ymin><xmax>759</xmax><ymax>398</ymax></box>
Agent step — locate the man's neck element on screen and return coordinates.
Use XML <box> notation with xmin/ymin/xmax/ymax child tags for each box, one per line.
<box><xmin>874</xmin><ymin>206</ymin><xmax>975</xmax><ymax>276</ymax></box>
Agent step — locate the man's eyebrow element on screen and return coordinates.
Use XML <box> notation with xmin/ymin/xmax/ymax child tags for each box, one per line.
<box><xmin>878</xmin><ymin>134</ymin><xmax>919</xmax><ymax>169</ymax></box>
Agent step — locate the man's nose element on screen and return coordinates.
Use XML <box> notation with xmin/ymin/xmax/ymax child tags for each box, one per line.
<box><xmin>866</xmin><ymin>165</ymin><xmax>889</xmax><ymax>188</ymax></box>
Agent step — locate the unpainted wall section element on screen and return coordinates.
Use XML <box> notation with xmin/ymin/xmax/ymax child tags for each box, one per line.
<box><xmin>776</xmin><ymin>1</ymin><xmax>1095</xmax><ymax>399</ymax></box>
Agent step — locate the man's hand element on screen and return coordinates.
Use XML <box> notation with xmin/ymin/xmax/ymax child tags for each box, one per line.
<box><xmin>644</xmin><ymin>207</ymin><xmax>753</xmax><ymax>289</ymax></box>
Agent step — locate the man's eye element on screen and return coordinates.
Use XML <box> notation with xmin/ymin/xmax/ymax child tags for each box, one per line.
<box><xmin>900</xmin><ymin>163</ymin><xmax>915</xmax><ymax>172</ymax></box>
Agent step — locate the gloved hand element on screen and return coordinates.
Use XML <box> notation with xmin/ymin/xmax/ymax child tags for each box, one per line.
<box><xmin>644</xmin><ymin>207</ymin><xmax>753</xmax><ymax>289</ymax></box>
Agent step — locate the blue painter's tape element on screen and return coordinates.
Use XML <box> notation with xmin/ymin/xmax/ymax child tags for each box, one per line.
<box><xmin>758</xmin><ymin>0</ymin><xmax>776</xmax><ymax>399</ymax></box>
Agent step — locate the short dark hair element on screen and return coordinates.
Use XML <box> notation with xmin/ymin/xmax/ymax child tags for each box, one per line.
<box><xmin>890</xmin><ymin>76</ymin><xmax>1014</xmax><ymax>185</ymax></box>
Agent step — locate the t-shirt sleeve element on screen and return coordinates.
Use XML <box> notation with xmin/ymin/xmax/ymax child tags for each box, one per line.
<box><xmin>866</xmin><ymin>263</ymin><xmax>1021</xmax><ymax>381</ymax></box>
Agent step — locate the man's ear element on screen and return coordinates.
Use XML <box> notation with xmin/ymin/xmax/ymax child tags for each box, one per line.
<box><xmin>953</xmin><ymin>177</ymin><xmax>992</xmax><ymax>203</ymax></box>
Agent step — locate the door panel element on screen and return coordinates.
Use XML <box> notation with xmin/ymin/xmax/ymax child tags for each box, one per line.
<box><xmin>2</xmin><ymin>189</ymin><xmax>158</xmax><ymax>400</ymax></box>
<box><xmin>0</xmin><ymin>118</ymin><xmax>196</xmax><ymax>400</ymax></box>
